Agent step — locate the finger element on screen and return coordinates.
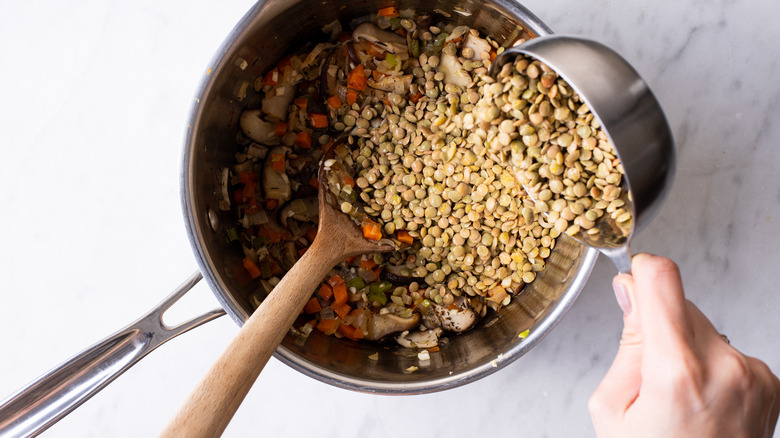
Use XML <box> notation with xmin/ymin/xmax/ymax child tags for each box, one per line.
<box><xmin>768</xmin><ymin>373</ymin><xmax>780</xmax><ymax>438</ymax></box>
<box><xmin>631</xmin><ymin>253</ymin><xmax>695</xmax><ymax>360</ymax></box>
<box><xmin>589</xmin><ymin>275</ymin><xmax>643</xmax><ymax>419</ymax></box>
<box><xmin>745</xmin><ymin>357</ymin><xmax>780</xmax><ymax>437</ymax></box>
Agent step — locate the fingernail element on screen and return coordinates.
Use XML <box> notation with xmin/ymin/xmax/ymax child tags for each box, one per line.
<box><xmin>613</xmin><ymin>281</ymin><xmax>632</xmax><ymax>314</ymax></box>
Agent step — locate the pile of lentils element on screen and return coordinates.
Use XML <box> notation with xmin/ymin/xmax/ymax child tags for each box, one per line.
<box><xmin>329</xmin><ymin>27</ymin><xmax>629</xmax><ymax>311</ymax></box>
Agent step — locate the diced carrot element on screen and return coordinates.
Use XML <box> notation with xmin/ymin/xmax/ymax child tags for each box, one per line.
<box><xmin>305</xmin><ymin>227</ymin><xmax>318</xmax><ymax>244</ymax></box>
<box><xmin>343</xmin><ymin>174</ymin><xmax>355</xmax><ymax>187</ymax></box>
<box><xmin>318</xmin><ymin>283</ymin><xmax>333</xmax><ymax>301</ymax></box>
<box><xmin>242</xmin><ymin>180</ymin><xmax>256</xmax><ymax>199</ymax></box>
<box><xmin>394</xmin><ymin>27</ymin><xmax>407</xmax><ymax>37</ymax></box>
<box><xmin>304</xmin><ymin>297</ymin><xmax>322</xmax><ymax>314</ymax></box>
<box><xmin>277</xmin><ymin>55</ymin><xmax>293</xmax><ymax>69</ymax></box>
<box><xmin>409</xmin><ymin>92</ymin><xmax>423</xmax><ymax>104</ymax></box>
<box><xmin>371</xmin><ymin>70</ymin><xmax>384</xmax><ymax>81</ymax></box>
<box><xmin>337</xmin><ymin>323</ymin><xmax>364</xmax><ymax>341</ymax></box>
<box><xmin>231</xmin><ymin>260</ymin><xmax>254</xmax><ymax>287</ymax></box>
<box><xmin>327</xmin><ymin>274</ymin><xmax>345</xmax><ymax>288</ymax></box>
<box><xmin>331</xmin><ymin>302</ymin><xmax>352</xmax><ymax>320</ymax></box>
<box><xmin>327</xmin><ymin>275</ymin><xmax>348</xmax><ymax>306</ymax></box>
<box><xmin>265</xmin><ymin>198</ymin><xmax>279</xmax><ymax>210</ymax></box>
<box><xmin>309</xmin><ymin>113</ymin><xmax>329</xmax><ymax>128</ymax></box>
<box><xmin>362</xmin><ymin>220</ymin><xmax>382</xmax><ymax>241</ymax></box>
<box><xmin>274</xmin><ymin>121</ymin><xmax>288</xmax><ymax>137</ymax></box>
<box><xmin>383</xmin><ymin>97</ymin><xmax>392</xmax><ymax>106</ymax></box>
<box><xmin>428</xmin><ymin>346</ymin><xmax>440</xmax><ymax>353</ymax></box>
<box><xmin>396</xmin><ymin>230</ymin><xmax>414</xmax><ymax>244</ymax></box>
<box><xmin>294</xmin><ymin>96</ymin><xmax>308</xmax><ymax>111</ymax></box>
<box><xmin>377</xmin><ymin>6</ymin><xmax>399</xmax><ymax>17</ymax></box>
<box><xmin>270</xmin><ymin>153</ymin><xmax>286</xmax><ymax>172</ymax></box>
<box><xmin>242</xmin><ymin>256</ymin><xmax>262</xmax><ymax>279</ymax></box>
<box><xmin>337</xmin><ymin>323</ymin><xmax>356</xmax><ymax>338</ymax></box>
<box><xmin>257</xmin><ymin>225</ymin><xmax>283</xmax><ymax>243</ymax></box>
<box><xmin>261</xmin><ymin>68</ymin><xmax>279</xmax><ymax>86</ymax></box>
<box><xmin>306</xmin><ymin>319</ymin><xmax>318</xmax><ymax>329</ymax></box>
<box><xmin>238</xmin><ymin>171</ymin><xmax>258</xmax><ymax>184</ymax></box>
<box><xmin>347</xmin><ymin>64</ymin><xmax>367</xmax><ymax>91</ymax></box>
<box><xmin>295</xmin><ymin>131</ymin><xmax>312</xmax><ymax>149</ymax></box>
<box><xmin>316</xmin><ymin>318</ymin><xmax>340</xmax><ymax>335</ymax></box>
<box><xmin>352</xmin><ymin>326</ymin><xmax>365</xmax><ymax>340</ymax></box>
<box><xmin>332</xmin><ymin>283</ymin><xmax>348</xmax><ymax>307</ymax></box>
<box><xmin>346</xmin><ymin>89</ymin><xmax>358</xmax><ymax>105</ymax></box>
<box><xmin>360</xmin><ymin>257</ymin><xmax>377</xmax><ymax>271</ymax></box>
<box><xmin>327</xmin><ymin>275</ymin><xmax>347</xmax><ymax>304</ymax></box>
<box><xmin>490</xmin><ymin>50</ymin><xmax>497</xmax><ymax>61</ymax></box>
<box><xmin>345</xmin><ymin>255</ymin><xmax>358</xmax><ymax>265</ymax></box>
<box><xmin>326</xmin><ymin>95</ymin><xmax>342</xmax><ymax>109</ymax></box>
<box><xmin>232</xmin><ymin>188</ymin><xmax>244</xmax><ymax>203</ymax></box>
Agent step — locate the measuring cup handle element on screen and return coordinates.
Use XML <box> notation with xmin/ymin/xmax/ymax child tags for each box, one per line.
<box><xmin>0</xmin><ymin>272</ymin><xmax>225</xmax><ymax>438</ymax></box>
<box><xmin>602</xmin><ymin>245</ymin><xmax>632</xmax><ymax>274</ymax></box>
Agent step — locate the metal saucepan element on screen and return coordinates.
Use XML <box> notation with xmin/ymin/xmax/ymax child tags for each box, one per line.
<box><xmin>0</xmin><ymin>0</ymin><xmax>643</xmax><ymax>436</ymax></box>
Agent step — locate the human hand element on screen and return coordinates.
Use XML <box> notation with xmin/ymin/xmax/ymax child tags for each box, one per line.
<box><xmin>589</xmin><ymin>253</ymin><xmax>780</xmax><ymax>438</ymax></box>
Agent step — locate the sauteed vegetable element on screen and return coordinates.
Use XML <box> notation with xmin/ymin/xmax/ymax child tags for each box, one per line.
<box><xmin>221</xmin><ymin>9</ymin><xmax>627</xmax><ymax>349</ymax></box>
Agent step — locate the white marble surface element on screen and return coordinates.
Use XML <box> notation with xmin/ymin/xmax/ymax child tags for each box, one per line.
<box><xmin>1</xmin><ymin>1</ymin><xmax>779</xmax><ymax>436</ymax></box>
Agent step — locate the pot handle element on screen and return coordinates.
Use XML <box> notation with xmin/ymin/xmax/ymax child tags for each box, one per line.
<box><xmin>0</xmin><ymin>271</ymin><xmax>225</xmax><ymax>438</ymax></box>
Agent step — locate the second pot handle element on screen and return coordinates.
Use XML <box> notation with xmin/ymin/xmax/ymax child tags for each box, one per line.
<box><xmin>0</xmin><ymin>271</ymin><xmax>225</xmax><ymax>438</ymax></box>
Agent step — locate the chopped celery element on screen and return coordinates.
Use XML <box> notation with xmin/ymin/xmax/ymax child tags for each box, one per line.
<box><xmin>367</xmin><ymin>288</ymin><xmax>388</xmax><ymax>306</ymax></box>
<box><xmin>386</xmin><ymin>53</ymin><xmax>398</xmax><ymax>67</ymax></box>
<box><xmin>368</xmin><ymin>281</ymin><xmax>393</xmax><ymax>295</ymax></box>
<box><xmin>347</xmin><ymin>276</ymin><xmax>366</xmax><ymax>289</ymax></box>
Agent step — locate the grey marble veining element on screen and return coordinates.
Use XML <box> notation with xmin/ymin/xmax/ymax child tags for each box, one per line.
<box><xmin>1</xmin><ymin>1</ymin><xmax>778</xmax><ymax>437</ymax></box>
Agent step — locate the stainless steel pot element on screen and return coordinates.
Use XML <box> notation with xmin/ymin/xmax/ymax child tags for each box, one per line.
<box><xmin>0</xmin><ymin>1</ymin><xmax>598</xmax><ymax>436</ymax></box>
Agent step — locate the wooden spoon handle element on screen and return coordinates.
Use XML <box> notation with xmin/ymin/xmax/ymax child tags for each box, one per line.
<box><xmin>158</xmin><ymin>240</ymin><xmax>339</xmax><ymax>438</ymax></box>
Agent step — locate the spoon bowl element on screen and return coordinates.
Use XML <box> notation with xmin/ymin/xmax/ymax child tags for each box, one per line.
<box><xmin>489</xmin><ymin>35</ymin><xmax>676</xmax><ymax>272</ymax></box>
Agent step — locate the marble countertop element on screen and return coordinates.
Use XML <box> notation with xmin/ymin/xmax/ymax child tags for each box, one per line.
<box><xmin>1</xmin><ymin>1</ymin><xmax>778</xmax><ymax>436</ymax></box>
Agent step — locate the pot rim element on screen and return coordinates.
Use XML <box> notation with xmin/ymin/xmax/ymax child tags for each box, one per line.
<box><xmin>181</xmin><ymin>0</ymin><xmax>600</xmax><ymax>394</ymax></box>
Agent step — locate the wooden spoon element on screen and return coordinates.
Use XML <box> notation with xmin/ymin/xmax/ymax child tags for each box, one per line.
<box><xmin>159</xmin><ymin>155</ymin><xmax>393</xmax><ymax>438</ymax></box>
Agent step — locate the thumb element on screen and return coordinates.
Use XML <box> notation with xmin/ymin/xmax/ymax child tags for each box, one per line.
<box><xmin>589</xmin><ymin>274</ymin><xmax>643</xmax><ymax>420</ymax></box>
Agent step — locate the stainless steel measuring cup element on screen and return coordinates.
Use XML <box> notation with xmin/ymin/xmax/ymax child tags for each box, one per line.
<box><xmin>490</xmin><ymin>35</ymin><xmax>676</xmax><ymax>272</ymax></box>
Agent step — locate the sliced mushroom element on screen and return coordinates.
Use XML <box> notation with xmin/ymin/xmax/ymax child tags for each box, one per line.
<box><xmin>463</xmin><ymin>33</ymin><xmax>491</xmax><ymax>61</ymax></box>
<box><xmin>319</xmin><ymin>47</ymin><xmax>339</xmax><ymax>104</ymax></box>
<box><xmin>261</xmin><ymin>84</ymin><xmax>296</xmax><ymax>121</ymax></box>
<box><xmin>367</xmin><ymin>74</ymin><xmax>413</xmax><ymax>94</ymax></box>
<box><xmin>279</xmin><ymin>197</ymin><xmax>319</xmax><ymax>228</ymax></box>
<box><xmin>246</xmin><ymin>142</ymin><xmax>269</xmax><ymax>160</ymax></box>
<box><xmin>396</xmin><ymin>327</ymin><xmax>443</xmax><ymax>349</ymax></box>
<box><xmin>263</xmin><ymin>146</ymin><xmax>291</xmax><ymax>203</ymax></box>
<box><xmin>365</xmin><ymin>312</ymin><xmax>420</xmax><ymax>341</ymax></box>
<box><xmin>240</xmin><ymin>110</ymin><xmax>281</xmax><ymax>145</ymax></box>
<box><xmin>422</xmin><ymin>297</ymin><xmax>478</xmax><ymax>333</ymax></box>
<box><xmin>445</xmin><ymin>25</ymin><xmax>470</xmax><ymax>43</ymax></box>
<box><xmin>352</xmin><ymin>22</ymin><xmax>407</xmax><ymax>54</ymax></box>
<box><xmin>380</xmin><ymin>264</ymin><xmax>424</xmax><ymax>286</ymax></box>
<box><xmin>438</xmin><ymin>52</ymin><xmax>471</xmax><ymax>88</ymax></box>
<box><xmin>281</xmin><ymin>241</ymin><xmax>298</xmax><ymax>270</ymax></box>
